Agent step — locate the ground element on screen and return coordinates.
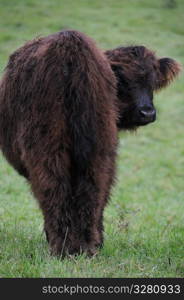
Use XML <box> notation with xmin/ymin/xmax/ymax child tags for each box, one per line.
<box><xmin>0</xmin><ymin>0</ymin><xmax>183</xmax><ymax>277</ymax></box>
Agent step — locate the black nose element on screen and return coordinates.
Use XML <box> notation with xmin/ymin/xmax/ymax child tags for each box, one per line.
<box><xmin>139</xmin><ymin>107</ymin><xmax>156</xmax><ymax>121</ymax></box>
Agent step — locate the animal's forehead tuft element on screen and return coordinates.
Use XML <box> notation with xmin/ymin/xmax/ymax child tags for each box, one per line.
<box><xmin>107</xmin><ymin>45</ymin><xmax>157</xmax><ymax>65</ymax></box>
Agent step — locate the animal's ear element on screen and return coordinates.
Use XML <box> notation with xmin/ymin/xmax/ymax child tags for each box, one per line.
<box><xmin>156</xmin><ymin>58</ymin><xmax>182</xmax><ymax>90</ymax></box>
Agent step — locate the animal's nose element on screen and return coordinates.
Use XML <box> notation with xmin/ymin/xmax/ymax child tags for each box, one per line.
<box><xmin>139</xmin><ymin>107</ymin><xmax>156</xmax><ymax>120</ymax></box>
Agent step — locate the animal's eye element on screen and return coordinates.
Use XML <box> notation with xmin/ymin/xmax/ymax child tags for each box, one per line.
<box><xmin>129</xmin><ymin>84</ymin><xmax>137</xmax><ymax>91</ymax></box>
<box><xmin>121</xmin><ymin>79</ymin><xmax>132</xmax><ymax>91</ymax></box>
<box><xmin>118</xmin><ymin>73</ymin><xmax>129</xmax><ymax>85</ymax></box>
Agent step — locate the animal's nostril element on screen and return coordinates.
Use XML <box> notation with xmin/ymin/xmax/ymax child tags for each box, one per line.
<box><xmin>140</xmin><ymin>109</ymin><xmax>156</xmax><ymax>118</ymax></box>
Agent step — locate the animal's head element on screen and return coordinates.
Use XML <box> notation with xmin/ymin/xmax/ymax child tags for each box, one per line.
<box><xmin>105</xmin><ymin>46</ymin><xmax>181</xmax><ymax>130</ymax></box>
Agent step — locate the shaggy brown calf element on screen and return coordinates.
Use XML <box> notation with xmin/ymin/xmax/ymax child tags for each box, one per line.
<box><xmin>0</xmin><ymin>30</ymin><xmax>180</xmax><ymax>257</ymax></box>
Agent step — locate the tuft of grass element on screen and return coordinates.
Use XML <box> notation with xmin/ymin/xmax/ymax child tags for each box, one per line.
<box><xmin>0</xmin><ymin>0</ymin><xmax>184</xmax><ymax>277</ymax></box>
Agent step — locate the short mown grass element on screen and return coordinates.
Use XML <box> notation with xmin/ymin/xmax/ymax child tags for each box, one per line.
<box><xmin>0</xmin><ymin>0</ymin><xmax>183</xmax><ymax>277</ymax></box>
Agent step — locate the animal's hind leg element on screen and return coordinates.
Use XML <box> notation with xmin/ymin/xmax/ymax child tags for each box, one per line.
<box><xmin>32</xmin><ymin>183</ymin><xmax>86</xmax><ymax>256</ymax></box>
<box><xmin>69</xmin><ymin>175</ymin><xmax>102</xmax><ymax>256</ymax></box>
<box><xmin>94</xmin><ymin>155</ymin><xmax>116</xmax><ymax>252</ymax></box>
<box><xmin>26</xmin><ymin>154</ymin><xmax>84</xmax><ymax>256</ymax></box>
<box><xmin>70</xmin><ymin>156</ymin><xmax>116</xmax><ymax>256</ymax></box>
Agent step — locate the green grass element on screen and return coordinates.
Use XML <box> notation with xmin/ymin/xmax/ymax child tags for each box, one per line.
<box><xmin>0</xmin><ymin>0</ymin><xmax>184</xmax><ymax>277</ymax></box>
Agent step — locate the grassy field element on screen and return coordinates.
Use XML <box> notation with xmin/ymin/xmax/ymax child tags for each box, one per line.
<box><xmin>0</xmin><ymin>0</ymin><xmax>184</xmax><ymax>277</ymax></box>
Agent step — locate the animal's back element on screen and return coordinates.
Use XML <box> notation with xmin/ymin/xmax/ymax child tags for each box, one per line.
<box><xmin>0</xmin><ymin>30</ymin><xmax>118</xmax><ymax>178</ymax></box>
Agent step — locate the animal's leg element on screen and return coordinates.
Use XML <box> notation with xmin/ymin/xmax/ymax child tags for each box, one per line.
<box><xmin>70</xmin><ymin>155</ymin><xmax>116</xmax><ymax>256</ymax></box>
<box><xmin>27</xmin><ymin>154</ymin><xmax>85</xmax><ymax>256</ymax></box>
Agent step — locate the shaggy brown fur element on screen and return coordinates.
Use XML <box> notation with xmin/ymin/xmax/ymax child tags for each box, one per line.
<box><xmin>105</xmin><ymin>45</ymin><xmax>181</xmax><ymax>130</ymax></box>
<box><xmin>0</xmin><ymin>30</ymin><xmax>118</xmax><ymax>256</ymax></box>
<box><xmin>0</xmin><ymin>30</ymin><xmax>181</xmax><ymax>257</ymax></box>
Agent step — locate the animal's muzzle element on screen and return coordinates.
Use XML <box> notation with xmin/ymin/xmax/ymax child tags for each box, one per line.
<box><xmin>138</xmin><ymin>106</ymin><xmax>156</xmax><ymax>124</ymax></box>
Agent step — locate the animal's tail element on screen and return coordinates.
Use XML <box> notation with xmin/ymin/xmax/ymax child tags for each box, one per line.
<box><xmin>55</xmin><ymin>30</ymin><xmax>117</xmax><ymax>176</ymax></box>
